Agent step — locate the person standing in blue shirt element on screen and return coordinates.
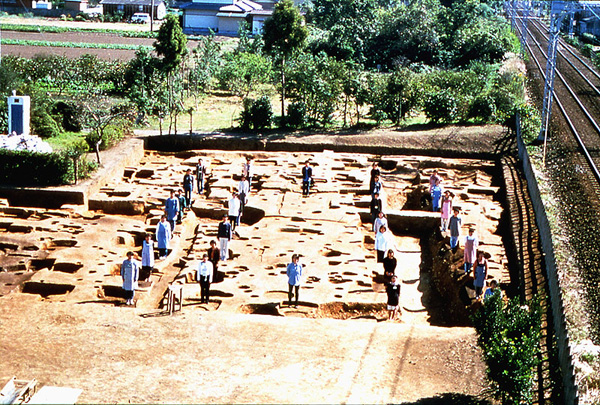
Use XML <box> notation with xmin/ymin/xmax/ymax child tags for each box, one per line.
<box><xmin>431</xmin><ymin>184</ymin><xmax>442</xmax><ymax>212</ymax></box>
<box><xmin>302</xmin><ymin>161</ymin><xmax>313</xmax><ymax>196</ymax></box>
<box><xmin>155</xmin><ymin>215</ymin><xmax>172</xmax><ymax>259</ymax></box>
<box><xmin>371</xmin><ymin>175</ymin><xmax>382</xmax><ymax>198</ymax></box>
<box><xmin>286</xmin><ymin>254</ymin><xmax>303</xmax><ymax>307</ymax></box>
<box><xmin>448</xmin><ymin>208</ymin><xmax>462</xmax><ymax>252</ymax></box>
<box><xmin>121</xmin><ymin>251</ymin><xmax>140</xmax><ymax>306</ymax></box>
<box><xmin>164</xmin><ymin>190</ymin><xmax>179</xmax><ymax>232</ymax></box>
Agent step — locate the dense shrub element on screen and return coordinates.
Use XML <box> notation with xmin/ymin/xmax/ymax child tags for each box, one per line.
<box><xmin>516</xmin><ymin>102</ymin><xmax>541</xmax><ymax>143</ymax></box>
<box><xmin>423</xmin><ymin>90</ymin><xmax>458</xmax><ymax>123</ymax></box>
<box><xmin>31</xmin><ymin>109</ymin><xmax>62</xmax><ymax>138</ymax></box>
<box><xmin>85</xmin><ymin>116</ymin><xmax>131</xmax><ymax>152</ymax></box>
<box><xmin>286</xmin><ymin>101</ymin><xmax>307</xmax><ymax>128</ymax></box>
<box><xmin>468</xmin><ymin>94</ymin><xmax>496</xmax><ymax>123</ymax></box>
<box><xmin>52</xmin><ymin>101</ymin><xmax>83</xmax><ymax>132</ymax></box>
<box><xmin>472</xmin><ymin>293</ymin><xmax>542</xmax><ymax>405</ymax></box>
<box><xmin>0</xmin><ymin>149</ymin><xmax>72</xmax><ymax>186</ymax></box>
<box><xmin>239</xmin><ymin>96</ymin><xmax>273</xmax><ymax>130</ymax></box>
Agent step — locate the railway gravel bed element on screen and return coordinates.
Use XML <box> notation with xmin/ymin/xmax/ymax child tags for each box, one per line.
<box><xmin>521</xmin><ymin>15</ymin><xmax>600</xmax><ymax>402</ymax></box>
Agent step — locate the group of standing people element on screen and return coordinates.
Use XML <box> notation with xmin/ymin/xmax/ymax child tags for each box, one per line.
<box><xmin>367</xmin><ymin>163</ymin><xmax>401</xmax><ymax>321</ymax></box>
<box><xmin>428</xmin><ymin>169</ymin><xmax>498</xmax><ymax>302</ymax></box>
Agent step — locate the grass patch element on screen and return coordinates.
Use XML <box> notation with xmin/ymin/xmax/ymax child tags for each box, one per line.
<box><xmin>46</xmin><ymin>131</ymin><xmax>88</xmax><ymax>151</ymax></box>
<box><xmin>1</xmin><ymin>38</ymin><xmax>151</xmax><ymax>50</ymax></box>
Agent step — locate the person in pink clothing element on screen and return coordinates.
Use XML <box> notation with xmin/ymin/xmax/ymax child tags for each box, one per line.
<box><xmin>440</xmin><ymin>190</ymin><xmax>453</xmax><ymax>232</ymax></box>
<box><xmin>464</xmin><ymin>227</ymin><xmax>479</xmax><ymax>275</ymax></box>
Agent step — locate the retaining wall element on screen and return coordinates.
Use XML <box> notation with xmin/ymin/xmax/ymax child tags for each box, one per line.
<box><xmin>144</xmin><ymin>135</ymin><xmax>500</xmax><ymax>160</ymax></box>
<box><xmin>516</xmin><ymin>118</ymin><xmax>579</xmax><ymax>404</ymax></box>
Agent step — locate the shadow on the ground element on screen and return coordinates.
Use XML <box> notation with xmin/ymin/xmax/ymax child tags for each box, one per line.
<box><xmin>398</xmin><ymin>393</ymin><xmax>492</xmax><ymax>405</ymax></box>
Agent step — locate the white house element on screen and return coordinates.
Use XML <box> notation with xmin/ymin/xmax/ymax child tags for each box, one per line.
<box><xmin>181</xmin><ymin>0</ymin><xmax>263</xmax><ymax>35</ymax></box>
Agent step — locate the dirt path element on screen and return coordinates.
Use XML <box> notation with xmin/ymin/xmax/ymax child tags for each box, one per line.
<box><xmin>0</xmin><ymin>295</ymin><xmax>486</xmax><ymax>403</ymax></box>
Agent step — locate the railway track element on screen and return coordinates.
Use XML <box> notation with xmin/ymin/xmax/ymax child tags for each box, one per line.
<box><xmin>513</xmin><ymin>9</ymin><xmax>600</xmax><ymax>401</ymax></box>
<box><xmin>518</xmin><ymin>16</ymin><xmax>600</xmax><ymax>185</ymax></box>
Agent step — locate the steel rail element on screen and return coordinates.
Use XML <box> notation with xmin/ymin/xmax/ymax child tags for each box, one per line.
<box><xmin>516</xmin><ymin>21</ymin><xmax>600</xmax><ymax>184</ymax></box>
<box><xmin>528</xmin><ymin>18</ymin><xmax>600</xmax><ymax>97</ymax></box>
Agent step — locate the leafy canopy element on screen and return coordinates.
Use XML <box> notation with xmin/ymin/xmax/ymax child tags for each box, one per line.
<box><xmin>263</xmin><ymin>0</ymin><xmax>308</xmax><ymax>59</ymax></box>
<box><xmin>154</xmin><ymin>14</ymin><xmax>188</xmax><ymax>73</ymax></box>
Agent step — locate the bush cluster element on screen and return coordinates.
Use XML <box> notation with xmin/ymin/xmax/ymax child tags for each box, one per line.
<box><xmin>472</xmin><ymin>293</ymin><xmax>542</xmax><ymax>405</ymax></box>
<box><xmin>0</xmin><ymin>149</ymin><xmax>72</xmax><ymax>186</ymax></box>
<box><xmin>239</xmin><ymin>96</ymin><xmax>273</xmax><ymax>130</ymax></box>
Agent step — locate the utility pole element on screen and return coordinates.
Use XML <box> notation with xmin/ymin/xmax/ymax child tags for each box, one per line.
<box><xmin>150</xmin><ymin>0</ymin><xmax>154</xmax><ymax>32</ymax></box>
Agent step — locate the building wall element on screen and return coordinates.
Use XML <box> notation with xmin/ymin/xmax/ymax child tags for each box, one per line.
<box><xmin>184</xmin><ymin>10</ymin><xmax>219</xmax><ymax>31</ymax></box>
<box><xmin>218</xmin><ymin>15</ymin><xmax>243</xmax><ymax>34</ymax></box>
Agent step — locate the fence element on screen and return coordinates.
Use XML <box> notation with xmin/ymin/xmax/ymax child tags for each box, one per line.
<box><xmin>516</xmin><ymin>114</ymin><xmax>579</xmax><ymax>404</ymax></box>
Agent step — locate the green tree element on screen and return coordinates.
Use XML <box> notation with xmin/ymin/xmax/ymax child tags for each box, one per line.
<box><xmin>124</xmin><ymin>48</ymin><xmax>164</xmax><ymax>123</ymax></box>
<box><xmin>0</xmin><ymin>59</ymin><xmax>24</xmax><ymax>133</ymax></box>
<box><xmin>217</xmin><ymin>52</ymin><xmax>272</xmax><ymax>97</ymax></box>
<box><xmin>308</xmin><ymin>0</ymin><xmax>382</xmax><ymax>64</ymax></box>
<box><xmin>286</xmin><ymin>52</ymin><xmax>344</xmax><ymax>126</ymax></box>
<box><xmin>64</xmin><ymin>137</ymin><xmax>89</xmax><ymax>185</ymax></box>
<box><xmin>369</xmin><ymin>0</ymin><xmax>441</xmax><ymax>70</ymax></box>
<box><xmin>239</xmin><ymin>96</ymin><xmax>273</xmax><ymax>130</ymax></box>
<box><xmin>154</xmin><ymin>14</ymin><xmax>188</xmax><ymax>74</ymax></box>
<box><xmin>81</xmin><ymin>100</ymin><xmax>134</xmax><ymax>164</ymax></box>
<box><xmin>153</xmin><ymin>14</ymin><xmax>188</xmax><ymax>134</ymax></box>
<box><xmin>262</xmin><ymin>0</ymin><xmax>308</xmax><ymax>120</ymax></box>
<box><xmin>423</xmin><ymin>89</ymin><xmax>458</xmax><ymax>123</ymax></box>
<box><xmin>188</xmin><ymin>33</ymin><xmax>222</xmax><ymax>99</ymax></box>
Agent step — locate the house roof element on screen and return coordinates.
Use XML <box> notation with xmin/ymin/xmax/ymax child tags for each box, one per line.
<box><xmin>181</xmin><ymin>0</ymin><xmax>260</xmax><ymax>12</ymax></box>
<box><xmin>248</xmin><ymin>10</ymin><xmax>273</xmax><ymax>16</ymax></box>
<box><xmin>180</xmin><ymin>1</ymin><xmax>223</xmax><ymax>10</ymax></box>
<box><xmin>219</xmin><ymin>0</ymin><xmax>260</xmax><ymax>12</ymax></box>
<box><xmin>100</xmin><ymin>0</ymin><xmax>164</xmax><ymax>5</ymax></box>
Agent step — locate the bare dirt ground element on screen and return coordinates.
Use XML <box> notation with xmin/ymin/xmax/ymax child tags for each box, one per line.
<box><xmin>0</xmin><ymin>128</ymin><xmax>508</xmax><ymax>403</ymax></box>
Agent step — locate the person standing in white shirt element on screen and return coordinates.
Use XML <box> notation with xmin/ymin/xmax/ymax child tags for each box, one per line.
<box><xmin>228</xmin><ymin>192</ymin><xmax>241</xmax><ymax>231</ymax></box>
<box><xmin>196</xmin><ymin>254</ymin><xmax>214</xmax><ymax>304</ymax></box>
<box><xmin>238</xmin><ymin>175</ymin><xmax>250</xmax><ymax>215</ymax></box>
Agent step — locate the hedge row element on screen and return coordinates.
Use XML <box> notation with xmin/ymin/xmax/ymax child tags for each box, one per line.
<box><xmin>0</xmin><ymin>149</ymin><xmax>71</xmax><ymax>187</ymax></box>
<box><xmin>1</xmin><ymin>23</ymin><xmax>157</xmax><ymax>38</ymax></box>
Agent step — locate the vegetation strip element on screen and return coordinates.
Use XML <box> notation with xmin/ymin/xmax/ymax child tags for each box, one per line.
<box><xmin>1</xmin><ymin>38</ymin><xmax>152</xmax><ymax>50</ymax></box>
<box><xmin>0</xmin><ymin>23</ymin><xmax>156</xmax><ymax>38</ymax></box>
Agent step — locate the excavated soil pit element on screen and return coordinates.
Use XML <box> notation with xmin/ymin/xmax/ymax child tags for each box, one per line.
<box><xmin>317</xmin><ymin>302</ymin><xmax>387</xmax><ymax>320</ymax></box>
<box><xmin>102</xmin><ymin>285</ymin><xmax>128</xmax><ymax>299</ymax></box>
<box><xmin>53</xmin><ymin>262</ymin><xmax>84</xmax><ymax>274</ymax></box>
<box><xmin>240</xmin><ymin>303</ymin><xmax>283</xmax><ymax>316</ymax></box>
<box><xmin>29</xmin><ymin>258</ymin><xmax>56</xmax><ymax>271</ymax></box>
<box><xmin>22</xmin><ymin>281</ymin><xmax>75</xmax><ymax>297</ymax></box>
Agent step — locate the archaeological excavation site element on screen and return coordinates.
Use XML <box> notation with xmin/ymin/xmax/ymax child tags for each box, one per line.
<box><xmin>0</xmin><ymin>129</ymin><xmax>542</xmax><ymax>403</ymax></box>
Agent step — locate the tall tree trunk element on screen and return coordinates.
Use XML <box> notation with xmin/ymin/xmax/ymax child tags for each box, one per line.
<box><xmin>189</xmin><ymin>111</ymin><xmax>193</xmax><ymax>135</ymax></box>
<box><xmin>280</xmin><ymin>57</ymin><xmax>286</xmax><ymax>121</ymax></box>
<box><xmin>94</xmin><ymin>143</ymin><xmax>101</xmax><ymax>165</ymax></box>
<box><xmin>396</xmin><ymin>95</ymin><xmax>402</xmax><ymax>126</ymax></box>
<box><xmin>343</xmin><ymin>95</ymin><xmax>348</xmax><ymax>127</ymax></box>
<box><xmin>72</xmin><ymin>158</ymin><xmax>78</xmax><ymax>185</ymax></box>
